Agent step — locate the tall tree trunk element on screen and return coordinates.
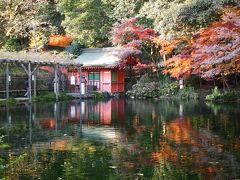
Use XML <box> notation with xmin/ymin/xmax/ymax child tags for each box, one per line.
<box><xmin>199</xmin><ymin>76</ymin><xmax>202</xmax><ymax>88</ymax></box>
<box><xmin>235</xmin><ymin>73</ymin><xmax>238</xmax><ymax>86</ymax></box>
<box><xmin>222</xmin><ymin>76</ymin><xmax>230</xmax><ymax>91</ymax></box>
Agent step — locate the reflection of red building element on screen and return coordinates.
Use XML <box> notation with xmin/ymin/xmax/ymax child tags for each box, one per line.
<box><xmin>39</xmin><ymin>99</ymin><xmax>125</xmax><ymax>129</ymax></box>
<box><xmin>68</xmin><ymin>99</ymin><xmax>125</xmax><ymax>125</ymax></box>
<box><xmin>40</xmin><ymin>118</ymin><xmax>55</xmax><ymax>129</ymax></box>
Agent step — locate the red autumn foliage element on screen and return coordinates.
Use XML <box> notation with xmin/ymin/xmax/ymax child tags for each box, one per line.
<box><xmin>153</xmin><ymin>38</ymin><xmax>183</xmax><ymax>56</ymax></box>
<box><xmin>48</xmin><ymin>34</ymin><xmax>73</xmax><ymax>47</ymax></box>
<box><xmin>111</xmin><ymin>18</ymin><xmax>156</xmax><ymax>47</ymax></box>
<box><xmin>191</xmin><ymin>7</ymin><xmax>240</xmax><ymax>79</ymax></box>
<box><xmin>111</xmin><ymin>18</ymin><xmax>156</xmax><ymax>69</ymax></box>
<box><xmin>162</xmin><ymin>7</ymin><xmax>240</xmax><ymax>80</ymax></box>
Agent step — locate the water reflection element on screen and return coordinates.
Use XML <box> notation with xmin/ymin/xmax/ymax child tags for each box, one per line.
<box><xmin>0</xmin><ymin>99</ymin><xmax>240</xmax><ymax>179</ymax></box>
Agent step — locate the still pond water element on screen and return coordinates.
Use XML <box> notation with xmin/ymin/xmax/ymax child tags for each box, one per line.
<box><xmin>0</xmin><ymin>99</ymin><xmax>240</xmax><ymax>179</ymax></box>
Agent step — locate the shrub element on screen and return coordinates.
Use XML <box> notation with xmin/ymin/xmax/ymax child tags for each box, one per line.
<box><xmin>221</xmin><ymin>91</ymin><xmax>239</xmax><ymax>102</ymax></box>
<box><xmin>59</xmin><ymin>93</ymin><xmax>74</xmax><ymax>101</ymax></box>
<box><xmin>157</xmin><ymin>81</ymin><xmax>179</xmax><ymax>96</ymax></box>
<box><xmin>205</xmin><ymin>86</ymin><xmax>222</xmax><ymax>101</ymax></box>
<box><xmin>205</xmin><ymin>87</ymin><xmax>240</xmax><ymax>102</ymax></box>
<box><xmin>33</xmin><ymin>93</ymin><xmax>55</xmax><ymax>102</ymax></box>
<box><xmin>127</xmin><ymin>74</ymin><xmax>179</xmax><ymax>98</ymax></box>
<box><xmin>0</xmin><ymin>135</ymin><xmax>9</xmax><ymax>149</ymax></box>
<box><xmin>65</xmin><ymin>41</ymin><xmax>84</xmax><ymax>57</ymax></box>
<box><xmin>176</xmin><ymin>87</ymin><xmax>199</xmax><ymax>100</ymax></box>
<box><xmin>4</xmin><ymin>38</ymin><xmax>20</xmax><ymax>52</ymax></box>
<box><xmin>92</xmin><ymin>92</ymin><xmax>105</xmax><ymax>99</ymax></box>
<box><xmin>33</xmin><ymin>92</ymin><xmax>73</xmax><ymax>102</ymax></box>
<box><xmin>127</xmin><ymin>81</ymin><xmax>159</xmax><ymax>98</ymax></box>
<box><xmin>6</xmin><ymin>98</ymin><xmax>17</xmax><ymax>106</ymax></box>
<box><xmin>127</xmin><ymin>74</ymin><xmax>199</xmax><ymax>99</ymax></box>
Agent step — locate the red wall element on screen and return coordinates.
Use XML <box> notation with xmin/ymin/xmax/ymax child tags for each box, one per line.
<box><xmin>40</xmin><ymin>66</ymin><xmax>125</xmax><ymax>93</ymax></box>
<box><xmin>112</xmin><ymin>70</ymin><xmax>124</xmax><ymax>93</ymax></box>
<box><xmin>101</xmin><ymin>70</ymin><xmax>111</xmax><ymax>92</ymax></box>
<box><xmin>67</xmin><ymin>68</ymin><xmax>124</xmax><ymax>93</ymax></box>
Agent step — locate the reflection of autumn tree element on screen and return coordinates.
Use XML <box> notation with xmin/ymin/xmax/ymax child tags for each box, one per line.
<box><xmin>62</xmin><ymin>141</ymin><xmax>117</xmax><ymax>179</ymax></box>
<box><xmin>1</xmin><ymin>99</ymin><xmax>240</xmax><ymax>179</ymax></box>
<box><xmin>109</xmin><ymin>100</ymin><xmax>182</xmax><ymax>178</ymax></box>
<box><xmin>3</xmin><ymin>140</ymin><xmax>119</xmax><ymax>179</ymax></box>
<box><xmin>152</xmin><ymin>117</ymin><xmax>240</xmax><ymax>179</ymax></box>
<box><xmin>4</xmin><ymin>153</ymin><xmax>42</xmax><ymax>179</ymax></box>
<box><xmin>152</xmin><ymin>159</ymin><xmax>200</xmax><ymax>180</ymax></box>
<box><xmin>126</xmin><ymin>100</ymin><xmax>180</xmax><ymax>123</ymax></box>
<box><xmin>192</xmin><ymin>103</ymin><xmax>240</xmax><ymax>140</ymax></box>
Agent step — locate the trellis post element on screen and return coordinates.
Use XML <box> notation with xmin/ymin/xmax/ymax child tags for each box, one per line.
<box><xmin>29</xmin><ymin>104</ymin><xmax>32</xmax><ymax>146</ymax></box>
<box><xmin>79</xmin><ymin>65</ymin><xmax>82</xmax><ymax>99</ymax></box>
<box><xmin>33</xmin><ymin>71</ymin><xmax>37</xmax><ymax>97</ymax></box>
<box><xmin>6</xmin><ymin>63</ymin><xmax>10</xmax><ymax>99</ymax></box>
<box><xmin>28</xmin><ymin>62</ymin><xmax>32</xmax><ymax>103</ymax></box>
<box><xmin>54</xmin><ymin>102</ymin><xmax>59</xmax><ymax>133</ymax></box>
<box><xmin>54</xmin><ymin>64</ymin><xmax>59</xmax><ymax>101</ymax></box>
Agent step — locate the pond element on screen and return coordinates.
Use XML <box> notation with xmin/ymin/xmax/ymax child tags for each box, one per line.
<box><xmin>0</xmin><ymin>99</ymin><xmax>240</xmax><ymax>179</ymax></box>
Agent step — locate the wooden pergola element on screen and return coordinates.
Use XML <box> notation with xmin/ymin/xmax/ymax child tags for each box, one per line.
<box><xmin>0</xmin><ymin>51</ymin><xmax>83</xmax><ymax>103</ymax></box>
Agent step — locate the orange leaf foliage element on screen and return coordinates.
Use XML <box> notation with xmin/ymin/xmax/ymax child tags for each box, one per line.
<box><xmin>163</xmin><ymin>55</ymin><xmax>192</xmax><ymax>79</ymax></box>
<box><xmin>190</xmin><ymin>7</ymin><xmax>240</xmax><ymax>79</ymax></box>
<box><xmin>153</xmin><ymin>37</ymin><xmax>188</xmax><ymax>56</ymax></box>
<box><xmin>162</xmin><ymin>7</ymin><xmax>240</xmax><ymax>80</ymax></box>
<box><xmin>48</xmin><ymin>35</ymin><xmax>73</xmax><ymax>47</ymax></box>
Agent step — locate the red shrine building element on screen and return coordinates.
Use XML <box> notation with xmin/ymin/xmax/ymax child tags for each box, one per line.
<box><xmin>67</xmin><ymin>48</ymin><xmax>125</xmax><ymax>93</ymax></box>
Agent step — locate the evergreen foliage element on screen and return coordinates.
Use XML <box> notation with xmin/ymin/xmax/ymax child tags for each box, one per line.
<box><xmin>65</xmin><ymin>41</ymin><xmax>84</xmax><ymax>57</ymax></box>
<box><xmin>58</xmin><ymin>0</ymin><xmax>115</xmax><ymax>47</ymax></box>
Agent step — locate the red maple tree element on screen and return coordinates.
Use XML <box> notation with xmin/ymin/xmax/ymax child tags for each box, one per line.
<box><xmin>191</xmin><ymin>8</ymin><xmax>240</xmax><ymax>83</ymax></box>
<box><xmin>162</xmin><ymin>7</ymin><xmax>240</xmax><ymax>86</ymax></box>
<box><xmin>110</xmin><ymin>18</ymin><xmax>156</xmax><ymax>69</ymax></box>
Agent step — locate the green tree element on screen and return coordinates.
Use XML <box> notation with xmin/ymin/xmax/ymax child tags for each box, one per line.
<box><xmin>0</xmin><ymin>0</ymin><xmax>46</xmax><ymax>38</ymax></box>
<box><xmin>111</xmin><ymin>0</ymin><xmax>147</xmax><ymax>20</ymax></box>
<box><xmin>0</xmin><ymin>1</ymin><xmax>6</xmax><ymax>48</ymax></box>
<box><xmin>139</xmin><ymin>0</ymin><xmax>238</xmax><ymax>39</ymax></box>
<box><xmin>38</xmin><ymin>0</ymin><xmax>65</xmax><ymax>34</ymax></box>
<box><xmin>58</xmin><ymin>0</ymin><xmax>114</xmax><ymax>47</ymax></box>
<box><xmin>0</xmin><ymin>0</ymin><xmax>61</xmax><ymax>50</ymax></box>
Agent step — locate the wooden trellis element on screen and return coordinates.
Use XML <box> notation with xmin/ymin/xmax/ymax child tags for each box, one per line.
<box><xmin>0</xmin><ymin>52</ymin><xmax>83</xmax><ymax>103</ymax></box>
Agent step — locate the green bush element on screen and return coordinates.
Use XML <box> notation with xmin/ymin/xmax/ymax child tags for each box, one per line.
<box><xmin>157</xmin><ymin>81</ymin><xmax>178</xmax><ymax>96</ymax></box>
<box><xmin>4</xmin><ymin>38</ymin><xmax>20</xmax><ymax>52</ymax></box>
<box><xmin>176</xmin><ymin>87</ymin><xmax>199</xmax><ymax>100</ymax></box>
<box><xmin>92</xmin><ymin>92</ymin><xmax>105</xmax><ymax>99</ymax></box>
<box><xmin>0</xmin><ymin>135</ymin><xmax>9</xmax><ymax>149</ymax></box>
<box><xmin>6</xmin><ymin>98</ymin><xmax>17</xmax><ymax>105</ymax></box>
<box><xmin>127</xmin><ymin>74</ymin><xmax>200</xmax><ymax>99</ymax></box>
<box><xmin>127</xmin><ymin>74</ymin><xmax>178</xmax><ymax>98</ymax></box>
<box><xmin>221</xmin><ymin>91</ymin><xmax>239</xmax><ymax>102</ymax></box>
<box><xmin>205</xmin><ymin>87</ymin><xmax>222</xmax><ymax>101</ymax></box>
<box><xmin>65</xmin><ymin>41</ymin><xmax>84</xmax><ymax>57</ymax></box>
<box><xmin>0</xmin><ymin>98</ymin><xmax>18</xmax><ymax>106</ymax></box>
<box><xmin>127</xmin><ymin>81</ymin><xmax>159</xmax><ymax>98</ymax></box>
<box><xmin>33</xmin><ymin>93</ymin><xmax>55</xmax><ymax>102</ymax></box>
<box><xmin>59</xmin><ymin>93</ymin><xmax>74</xmax><ymax>101</ymax></box>
<box><xmin>33</xmin><ymin>92</ymin><xmax>73</xmax><ymax>102</ymax></box>
<box><xmin>205</xmin><ymin>87</ymin><xmax>240</xmax><ymax>102</ymax></box>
